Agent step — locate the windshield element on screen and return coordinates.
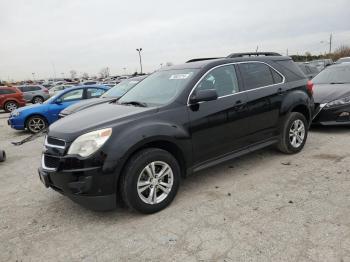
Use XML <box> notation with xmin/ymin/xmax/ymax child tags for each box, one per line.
<box><xmin>337</xmin><ymin>57</ymin><xmax>350</xmax><ymax>63</ymax></box>
<box><xmin>44</xmin><ymin>92</ymin><xmax>61</xmax><ymax>104</ymax></box>
<box><xmin>118</xmin><ymin>69</ymin><xmax>198</xmax><ymax>106</ymax></box>
<box><xmin>101</xmin><ymin>79</ymin><xmax>142</xmax><ymax>98</ymax></box>
<box><xmin>313</xmin><ymin>65</ymin><xmax>350</xmax><ymax>84</ymax></box>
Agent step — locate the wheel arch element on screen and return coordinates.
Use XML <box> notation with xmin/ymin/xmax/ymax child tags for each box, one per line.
<box><xmin>25</xmin><ymin>113</ymin><xmax>49</xmax><ymax>128</ymax></box>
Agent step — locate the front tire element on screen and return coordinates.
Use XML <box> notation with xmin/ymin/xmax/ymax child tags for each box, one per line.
<box><xmin>0</xmin><ymin>150</ymin><xmax>6</xmax><ymax>162</ymax></box>
<box><xmin>120</xmin><ymin>148</ymin><xmax>181</xmax><ymax>214</ymax></box>
<box><xmin>26</xmin><ymin>115</ymin><xmax>48</xmax><ymax>133</ymax></box>
<box><xmin>277</xmin><ymin>112</ymin><xmax>308</xmax><ymax>154</ymax></box>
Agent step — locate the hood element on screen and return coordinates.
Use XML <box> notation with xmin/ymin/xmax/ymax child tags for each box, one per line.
<box><xmin>60</xmin><ymin>98</ymin><xmax>115</xmax><ymax>115</ymax></box>
<box><xmin>313</xmin><ymin>83</ymin><xmax>350</xmax><ymax>103</ymax></box>
<box><xmin>49</xmin><ymin>102</ymin><xmax>157</xmax><ymax>141</ymax></box>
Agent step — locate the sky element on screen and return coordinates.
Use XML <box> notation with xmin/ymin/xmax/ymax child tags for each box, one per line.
<box><xmin>0</xmin><ymin>0</ymin><xmax>349</xmax><ymax>81</ymax></box>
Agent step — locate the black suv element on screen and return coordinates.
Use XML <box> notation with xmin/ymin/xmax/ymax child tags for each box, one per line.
<box><xmin>38</xmin><ymin>52</ymin><xmax>314</xmax><ymax>213</ymax></box>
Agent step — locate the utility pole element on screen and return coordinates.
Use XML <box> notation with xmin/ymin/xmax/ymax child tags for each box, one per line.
<box><xmin>329</xmin><ymin>33</ymin><xmax>332</xmax><ymax>54</ymax></box>
<box><xmin>136</xmin><ymin>48</ymin><xmax>143</xmax><ymax>74</ymax></box>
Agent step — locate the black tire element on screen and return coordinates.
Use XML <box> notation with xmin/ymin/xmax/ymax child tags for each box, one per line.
<box><xmin>32</xmin><ymin>96</ymin><xmax>44</xmax><ymax>104</ymax></box>
<box><xmin>4</xmin><ymin>101</ymin><xmax>18</xmax><ymax>113</ymax></box>
<box><xmin>0</xmin><ymin>150</ymin><xmax>6</xmax><ymax>162</ymax></box>
<box><xmin>120</xmin><ymin>148</ymin><xmax>181</xmax><ymax>214</ymax></box>
<box><xmin>26</xmin><ymin>115</ymin><xmax>48</xmax><ymax>133</ymax></box>
<box><xmin>277</xmin><ymin>112</ymin><xmax>308</xmax><ymax>154</ymax></box>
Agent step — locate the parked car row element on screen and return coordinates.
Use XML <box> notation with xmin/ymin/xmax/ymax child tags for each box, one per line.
<box><xmin>3</xmin><ymin>52</ymin><xmax>350</xmax><ymax>214</ymax></box>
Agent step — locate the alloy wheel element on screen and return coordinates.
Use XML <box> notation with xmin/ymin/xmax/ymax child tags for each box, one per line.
<box><xmin>33</xmin><ymin>97</ymin><xmax>44</xmax><ymax>104</ymax></box>
<box><xmin>137</xmin><ymin>161</ymin><xmax>174</xmax><ymax>205</ymax></box>
<box><xmin>289</xmin><ymin>119</ymin><xmax>305</xmax><ymax>148</ymax></box>
<box><xmin>28</xmin><ymin>117</ymin><xmax>46</xmax><ymax>133</ymax></box>
<box><xmin>5</xmin><ymin>102</ymin><xmax>17</xmax><ymax>112</ymax></box>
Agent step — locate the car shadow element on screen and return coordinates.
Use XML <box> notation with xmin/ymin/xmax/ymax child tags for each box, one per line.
<box><xmin>310</xmin><ymin>125</ymin><xmax>349</xmax><ymax>134</ymax></box>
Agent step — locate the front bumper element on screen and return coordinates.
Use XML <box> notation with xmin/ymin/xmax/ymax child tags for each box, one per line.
<box><xmin>39</xmin><ymin>138</ymin><xmax>118</xmax><ymax>211</ymax></box>
<box><xmin>7</xmin><ymin>117</ymin><xmax>25</xmax><ymax>130</ymax></box>
<box><xmin>313</xmin><ymin>103</ymin><xmax>350</xmax><ymax>125</ymax></box>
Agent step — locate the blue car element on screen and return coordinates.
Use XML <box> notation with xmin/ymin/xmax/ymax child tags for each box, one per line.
<box><xmin>8</xmin><ymin>85</ymin><xmax>108</xmax><ymax>133</ymax></box>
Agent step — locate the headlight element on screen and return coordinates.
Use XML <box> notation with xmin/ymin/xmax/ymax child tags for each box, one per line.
<box><xmin>11</xmin><ymin>110</ymin><xmax>20</xmax><ymax>117</ymax></box>
<box><xmin>325</xmin><ymin>96</ymin><xmax>350</xmax><ymax>108</ymax></box>
<box><xmin>67</xmin><ymin>128</ymin><xmax>112</xmax><ymax>157</ymax></box>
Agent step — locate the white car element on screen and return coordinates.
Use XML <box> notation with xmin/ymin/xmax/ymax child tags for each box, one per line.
<box><xmin>49</xmin><ymin>85</ymin><xmax>73</xmax><ymax>96</ymax></box>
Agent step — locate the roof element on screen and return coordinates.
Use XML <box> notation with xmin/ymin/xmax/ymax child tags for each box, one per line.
<box><xmin>162</xmin><ymin>55</ymin><xmax>292</xmax><ymax>71</ymax></box>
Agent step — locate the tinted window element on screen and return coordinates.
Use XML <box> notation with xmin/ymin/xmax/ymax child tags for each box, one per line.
<box><xmin>59</xmin><ymin>89</ymin><xmax>83</xmax><ymax>102</ymax></box>
<box><xmin>275</xmin><ymin>60</ymin><xmax>305</xmax><ymax>81</ymax></box>
<box><xmin>86</xmin><ymin>88</ymin><xmax>105</xmax><ymax>98</ymax></box>
<box><xmin>196</xmin><ymin>65</ymin><xmax>239</xmax><ymax>97</ymax></box>
<box><xmin>271</xmin><ymin>69</ymin><xmax>283</xmax><ymax>83</ymax></box>
<box><xmin>0</xmin><ymin>89</ymin><xmax>16</xmax><ymax>94</ymax></box>
<box><xmin>239</xmin><ymin>63</ymin><xmax>275</xmax><ymax>90</ymax></box>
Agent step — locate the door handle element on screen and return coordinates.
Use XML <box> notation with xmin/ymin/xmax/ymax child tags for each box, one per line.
<box><xmin>233</xmin><ymin>100</ymin><xmax>246</xmax><ymax>111</ymax></box>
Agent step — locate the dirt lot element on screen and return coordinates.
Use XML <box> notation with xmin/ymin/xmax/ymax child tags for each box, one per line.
<box><xmin>0</xmin><ymin>110</ymin><xmax>350</xmax><ymax>262</ymax></box>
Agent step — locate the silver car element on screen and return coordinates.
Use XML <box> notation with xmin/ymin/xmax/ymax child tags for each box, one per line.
<box><xmin>17</xmin><ymin>85</ymin><xmax>50</xmax><ymax>104</ymax></box>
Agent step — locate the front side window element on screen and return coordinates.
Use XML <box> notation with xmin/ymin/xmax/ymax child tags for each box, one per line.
<box><xmin>59</xmin><ymin>89</ymin><xmax>83</xmax><ymax>102</ymax></box>
<box><xmin>196</xmin><ymin>65</ymin><xmax>239</xmax><ymax>97</ymax></box>
<box><xmin>118</xmin><ymin>69</ymin><xmax>198</xmax><ymax>106</ymax></box>
<box><xmin>239</xmin><ymin>62</ymin><xmax>276</xmax><ymax>90</ymax></box>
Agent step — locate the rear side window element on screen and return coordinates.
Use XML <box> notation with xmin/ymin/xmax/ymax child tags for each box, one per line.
<box><xmin>30</xmin><ymin>86</ymin><xmax>42</xmax><ymax>91</ymax></box>
<box><xmin>196</xmin><ymin>65</ymin><xmax>239</xmax><ymax>97</ymax></box>
<box><xmin>86</xmin><ymin>88</ymin><xmax>105</xmax><ymax>98</ymax></box>
<box><xmin>238</xmin><ymin>63</ymin><xmax>275</xmax><ymax>90</ymax></box>
<box><xmin>0</xmin><ymin>89</ymin><xmax>16</xmax><ymax>94</ymax></box>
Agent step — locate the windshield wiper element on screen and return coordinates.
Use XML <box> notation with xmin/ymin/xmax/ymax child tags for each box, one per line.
<box><xmin>330</xmin><ymin>82</ymin><xmax>345</xmax><ymax>84</ymax></box>
<box><xmin>119</xmin><ymin>101</ymin><xmax>148</xmax><ymax>107</ymax></box>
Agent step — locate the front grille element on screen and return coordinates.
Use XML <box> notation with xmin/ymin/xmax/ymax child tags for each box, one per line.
<box><xmin>47</xmin><ymin>136</ymin><xmax>66</xmax><ymax>147</ymax></box>
<box><xmin>44</xmin><ymin>155</ymin><xmax>60</xmax><ymax>169</ymax></box>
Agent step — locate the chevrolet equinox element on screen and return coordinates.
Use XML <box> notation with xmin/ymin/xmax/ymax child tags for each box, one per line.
<box><xmin>38</xmin><ymin>52</ymin><xmax>314</xmax><ymax>214</ymax></box>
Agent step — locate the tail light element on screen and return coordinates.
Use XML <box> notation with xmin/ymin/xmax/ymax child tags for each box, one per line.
<box><xmin>43</xmin><ymin>88</ymin><xmax>49</xmax><ymax>93</ymax></box>
<box><xmin>307</xmin><ymin>80</ymin><xmax>314</xmax><ymax>95</ymax></box>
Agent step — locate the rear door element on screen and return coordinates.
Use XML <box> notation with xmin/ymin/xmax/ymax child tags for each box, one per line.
<box><xmin>188</xmin><ymin>64</ymin><xmax>250</xmax><ymax>166</ymax></box>
<box><xmin>237</xmin><ymin>62</ymin><xmax>285</xmax><ymax>145</ymax></box>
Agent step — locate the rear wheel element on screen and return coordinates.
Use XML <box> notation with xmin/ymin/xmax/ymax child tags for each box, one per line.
<box><xmin>120</xmin><ymin>148</ymin><xmax>181</xmax><ymax>214</ymax></box>
<box><xmin>32</xmin><ymin>96</ymin><xmax>44</xmax><ymax>104</ymax></box>
<box><xmin>26</xmin><ymin>115</ymin><xmax>48</xmax><ymax>133</ymax></box>
<box><xmin>277</xmin><ymin>112</ymin><xmax>308</xmax><ymax>154</ymax></box>
<box><xmin>4</xmin><ymin>101</ymin><xmax>18</xmax><ymax>112</ymax></box>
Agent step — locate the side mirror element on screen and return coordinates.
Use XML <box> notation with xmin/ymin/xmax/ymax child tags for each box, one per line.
<box><xmin>55</xmin><ymin>98</ymin><xmax>62</xmax><ymax>104</ymax></box>
<box><xmin>189</xmin><ymin>89</ymin><xmax>218</xmax><ymax>104</ymax></box>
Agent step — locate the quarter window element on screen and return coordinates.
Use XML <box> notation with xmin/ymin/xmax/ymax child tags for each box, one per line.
<box><xmin>196</xmin><ymin>65</ymin><xmax>239</xmax><ymax>97</ymax></box>
<box><xmin>239</xmin><ymin>63</ymin><xmax>279</xmax><ymax>90</ymax></box>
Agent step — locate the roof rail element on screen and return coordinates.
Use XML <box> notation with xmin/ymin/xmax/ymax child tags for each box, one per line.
<box><xmin>227</xmin><ymin>52</ymin><xmax>282</xmax><ymax>58</ymax></box>
<box><xmin>186</xmin><ymin>57</ymin><xmax>223</xmax><ymax>63</ymax></box>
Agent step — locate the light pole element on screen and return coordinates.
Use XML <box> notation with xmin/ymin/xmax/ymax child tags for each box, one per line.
<box><xmin>32</xmin><ymin>73</ymin><xmax>36</xmax><ymax>81</ymax></box>
<box><xmin>136</xmin><ymin>48</ymin><xmax>143</xmax><ymax>74</ymax></box>
<box><xmin>320</xmin><ymin>33</ymin><xmax>333</xmax><ymax>54</ymax></box>
<box><xmin>123</xmin><ymin>67</ymin><xmax>126</xmax><ymax>75</ymax></box>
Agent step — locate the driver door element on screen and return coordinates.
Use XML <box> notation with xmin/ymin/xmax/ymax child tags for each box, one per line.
<box><xmin>188</xmin><ymin>64</ymin><xmax>250</xmax><ymax>166</ymax></box>
<box><xmin>48</xmin><ymin>88</ymin><xmax>84</xmax><ymax>122</ymax></box>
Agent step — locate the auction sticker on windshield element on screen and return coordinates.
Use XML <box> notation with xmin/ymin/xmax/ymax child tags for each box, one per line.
<box><xmin>169</xmin><ymin>73</ymin><xmax>191</xmax><ymax>80</ymax></box>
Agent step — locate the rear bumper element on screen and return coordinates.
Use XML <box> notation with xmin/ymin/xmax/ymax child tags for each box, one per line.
<box><xmin>313</xmin><ymin>104</ymin><xmax>350</xmax><ymax>125</ymax></box>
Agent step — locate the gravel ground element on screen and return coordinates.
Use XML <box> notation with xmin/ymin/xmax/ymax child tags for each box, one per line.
<box><xmin>0</xmin><ymin>110</ymin><xmax>350</xmax><ymax>262</ymax></box>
